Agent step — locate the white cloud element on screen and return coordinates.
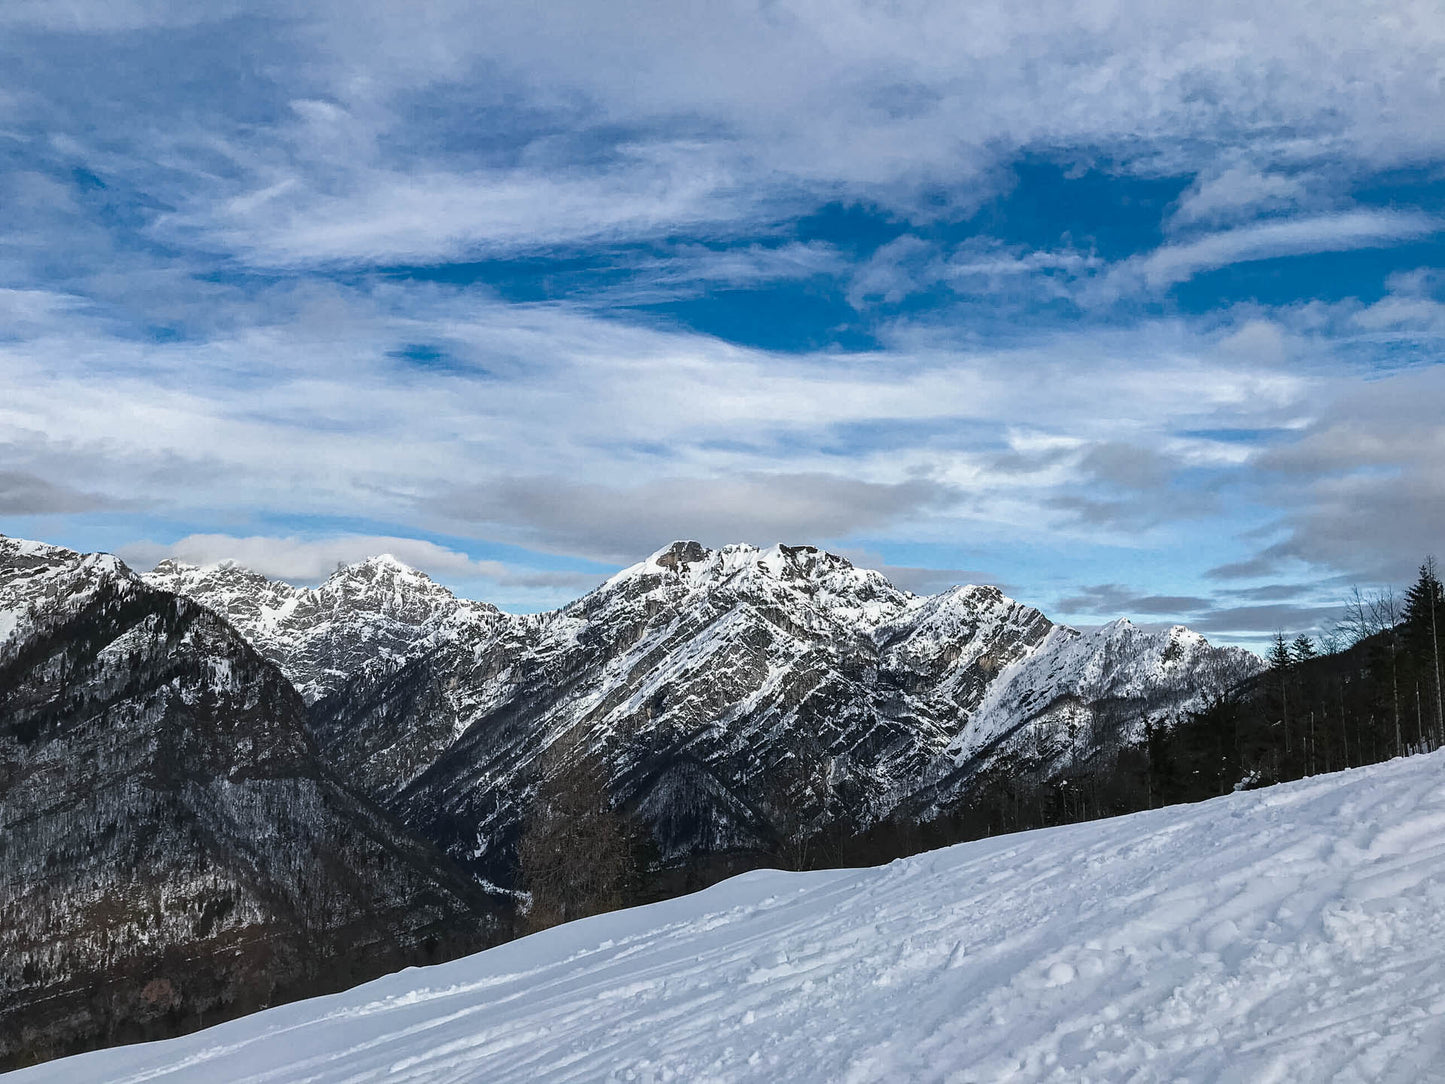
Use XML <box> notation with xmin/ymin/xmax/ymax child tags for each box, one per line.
<box><xmin>0</xmin><ymin>280</ymin><xmax>1315</xmax><ymax>565</ymax></box>
<box><xmin>118</xmin><ymin>532</ymin><xmax>593</xmax><ymax>590</ymax></box>
<box><xmin>15</xmin><ymin>1</ymin><xmax>1436</xmax><ymax>266</ymax></box>
<box><xmin>1172</xmin><ymin>166</ymin><xmax>1309</xmax><ymax>226</ymax></box>
<box><xmin>2</xmin><ymin>0</ymin><xmax>1443</xmax><ymax>626</ymax></box>
<box><xmin>179</xmin><ymin>144</ymin><xmax>746</xmax><ymax>267</ymax></box>
<box><xmin>639</xmin><ymin>242</ymin><xmax>845</xmax><ymax>288</ymax></box>
<box><xmin>1117</xmin><ymin>211</ymin><xmax>1442</xmax><ymax>292</ymax></box>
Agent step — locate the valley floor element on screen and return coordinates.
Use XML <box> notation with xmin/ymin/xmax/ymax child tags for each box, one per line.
<box><xmin>17</xmin><ymin>752</ymin><xmax>1445</xmax><ymax>1083</ymax></box>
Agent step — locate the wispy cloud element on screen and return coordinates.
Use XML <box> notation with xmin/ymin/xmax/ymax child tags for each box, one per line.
<box><xmin>1122</xmin><ymin>212</ymin><xmax>1442</xmax><ymax>292</ymax></box>
<box><xmin>1170</xmin><ymin>165</ymin><xmax>1310</xmax><ymax>227</ymax></box>
<box><xmin>118</xmin><ymin>533</ymin><xmax>597</xmax><ymax>591</ymax></box>
<box><xmin>179</xmin><ymin>145</ymin><xmax>748</xmax><ymax>267</ymax></box>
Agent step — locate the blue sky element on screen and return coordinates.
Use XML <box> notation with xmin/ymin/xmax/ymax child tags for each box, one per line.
<box><xmin>2</xmin><ymin>1</ymin><xmax>1444</xmax><ymax>647</ymax></box>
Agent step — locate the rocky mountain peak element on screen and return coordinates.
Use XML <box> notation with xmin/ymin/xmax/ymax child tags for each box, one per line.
<box><xmin>143</xmin><ymin>551</ymin><xmax>506</xmax><ymax>703</ymax></box>
<box><xmin>649</xmin><ymin>539</ymin><xmax>708</xmax><ymax>572</ymax></box>
<box><xmin>593</xmin><ymin>540</ymin><xmax>909</xmax><ymax>635</ymax></box>
<box><xmin>1</xmin><ymin>537</ymin><xmax>137</xmax><ymax>652</ymax></box>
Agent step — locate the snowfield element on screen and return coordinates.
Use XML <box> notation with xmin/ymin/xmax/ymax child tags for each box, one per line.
<box><xmin>19</xmin><ymin>753</ymin><xmax>1445</xmax><ymax>1083</ymax></box>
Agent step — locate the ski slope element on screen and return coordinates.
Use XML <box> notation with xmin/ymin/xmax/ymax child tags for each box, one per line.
<box><xmin>19</xmin><ymin>753</ymin><xmax>1445</xmax><ymax>1083</ymax></box>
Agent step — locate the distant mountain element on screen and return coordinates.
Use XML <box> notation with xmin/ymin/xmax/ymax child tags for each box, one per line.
<box><xmin>0</xmin><ymin>538</ymin><xmax>503</xmax><ymax>1069</ymax></box>
<box><xmin>144</xmin><ymin>555</ymin><xmax>505</xmax><ymax>703</ymax></box>
<box><xmin>152</xmin><ymin>539</ymin><xmax>1260</xmax><ymax>887</ymax></box>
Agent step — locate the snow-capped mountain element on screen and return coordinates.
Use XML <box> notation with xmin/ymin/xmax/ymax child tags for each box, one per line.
<box><xmin>902</xmin><ymin>617</ymin><xmax>1263</xmax><ymax>819</ymax></box>
<box><xmin>143</xmin><ymin>555</ymin><xmax>505</xmax><ymax>703</ymax></box>
<box><xmin>378</xmin><ymin>542</ymin><xmax>1069</xmax><ymax>879</ymax></box>
<box><xmin>0</xmin><ymin>538</ymin><xmax>502</xmax><ymax>1068</ymax></box>
<box><xmin>164</xmin><ymin>538</ymin><xmax>1255</xmax><ymax>885</ymax></box>
<box><xmin>21</xmin><ymin>749</ymin><xmax>1445</xmax><ymax>1084</ymax></box>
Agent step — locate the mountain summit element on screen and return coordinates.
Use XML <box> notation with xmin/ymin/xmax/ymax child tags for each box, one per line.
<box><xmin>145</xmin><ymin>554</ymin><xmax>504</xmax><ymax>703</ymax></box>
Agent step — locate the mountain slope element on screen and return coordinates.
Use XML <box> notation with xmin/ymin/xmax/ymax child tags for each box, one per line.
<box><xmin>902</xmin><ymin>617</ymin><xmax>1263</xmax><ymax>818</ymax></box>
<box><xmin>19</xmin><ymin>750</ymin><xmax>1445</xmax><ymax>1083</ymax></box>
<box><xmin>0</xmin><ymin>538</ymin><xmax>503</xmax><ymax>1068</ymax></box>
<box><xmin>364</xmin><ymin>542</ymin><xmax>1062</xmax><ymax>879</ymax></box>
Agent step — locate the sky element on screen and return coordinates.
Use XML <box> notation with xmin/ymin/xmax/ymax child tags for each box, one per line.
<box><xmin>1</xmin><ymin>1</ymin><xmax>1443</xmax><ymax>648</ymax></box>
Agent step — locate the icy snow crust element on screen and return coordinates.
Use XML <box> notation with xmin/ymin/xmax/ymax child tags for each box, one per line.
<box><xmin>21</xmin><ymin>752</ymin><xmax>1445</xmax><ymax>1083</ymax></box>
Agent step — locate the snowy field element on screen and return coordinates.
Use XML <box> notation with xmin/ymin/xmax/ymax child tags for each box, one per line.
<box><xmin>17</xmin><ymin>753</ymin><xmax>1445</xmax><ymax>1083</ymax></box>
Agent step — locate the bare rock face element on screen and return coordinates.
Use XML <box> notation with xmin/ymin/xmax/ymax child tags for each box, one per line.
<box><xmin>0</xmin><ymin>538</ymin><xmax>502</xmax><ymax>1069</ymax></box>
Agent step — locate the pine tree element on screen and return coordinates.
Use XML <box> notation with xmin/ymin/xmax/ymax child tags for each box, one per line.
<box><xmin>1290</xmin><ymin>634</ymin><xmax>1317</xmax><ymax>664</ymax></box>
<box><xmin>1403</xmin><ymin>557</ymin><xmax>1444</xmax><ymax>747</ymax></box>
<box><xmin>1268</xmin><ymin>631</ymin><xmax>1292</xmax><ymax>672</ymax></box>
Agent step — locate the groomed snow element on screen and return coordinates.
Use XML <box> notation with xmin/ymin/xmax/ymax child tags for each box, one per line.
<box><xmin>20</xmin><ymin>753</ymin><xmax>1445</xmax><ymax>1083</ymax></box>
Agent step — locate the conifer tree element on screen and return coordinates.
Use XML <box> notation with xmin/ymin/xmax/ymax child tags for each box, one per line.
<box><xmin>1290</xmin><ymin>634</ymin><xmax>1317</xmax><ymax>664</ymax></box>
<box><xmin>1268</xmin><ymin>631</ymin><xmax>1292</xmax><ymax>672</ymax></box>
<box><xmin>1403</xmin><ymin>557</ymin><xmax>1444</xmax><ymax>744</ymax></box>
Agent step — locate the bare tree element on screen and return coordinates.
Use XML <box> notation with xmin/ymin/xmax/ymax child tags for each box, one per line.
<box><xmin>1343</xmin><ymin>587</ymin><xmax>1375</xmax><ymax>646</ymax></box>
<box><xmin>1366</xmin><ymin>588</ymin><xmax>1403</xmax><ymax>755</ymax></box>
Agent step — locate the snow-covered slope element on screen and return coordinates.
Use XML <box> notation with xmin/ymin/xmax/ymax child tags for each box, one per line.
<box><xmin>143</xmin><ymin>555</ymin><xmax>506</xmax><ymax>703</ymax></box>
<box><xmin>23</xmin><ymin>751</ymin><xmax>1445</xmax><ymax>1083</ymax></box>
<box><xmin>904</xmin><ymin>618</ymin><xmax>1263</xmax><ymax>817</ymax></box>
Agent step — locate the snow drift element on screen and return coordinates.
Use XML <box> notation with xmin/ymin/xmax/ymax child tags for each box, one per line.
<box><xmin>17</xmin><ymin>751</ymin><xmax>1445</xmax><ymax>1083</ymax></box>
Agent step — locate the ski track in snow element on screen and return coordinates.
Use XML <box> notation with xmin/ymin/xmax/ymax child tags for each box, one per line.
<box><xmin>19</xmin><ymin>753</ymin><xmax>1445</xmax><ymax>1083</ymax></box>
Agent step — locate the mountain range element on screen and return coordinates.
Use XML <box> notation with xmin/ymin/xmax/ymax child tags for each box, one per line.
<box><xmin>0</xmin><ymin>538</ymin><xmax>502</xmax><ymax>1067</ymax></box>
<box><xmin>3</xmin><ymin>532</ymin><xmax>1259</xmax><ymax>1065</ymax></box>
<box><xmin>144</xmin><ymin>538</ymin><xmax>1259</xmax><ymax>881</ymax></box>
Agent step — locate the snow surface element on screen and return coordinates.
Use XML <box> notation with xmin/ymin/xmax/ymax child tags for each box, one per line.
<box><xmin>20</xmin><ymin>752</ymin><xmax>1445</xmax><ymax>1083</ymax></box>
